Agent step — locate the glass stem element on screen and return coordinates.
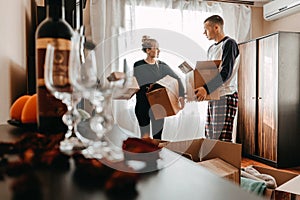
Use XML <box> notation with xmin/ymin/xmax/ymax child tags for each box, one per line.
<box><xmin>63</xmin><ymin>95</ymin><xmax>81</xmax><ymax>139</ymax></box>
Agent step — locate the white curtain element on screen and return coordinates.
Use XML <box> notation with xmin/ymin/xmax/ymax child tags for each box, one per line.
<box><xmin>87</xmin><ymin>0</ymin><xmax>251</xmax><ymax>141</ymax></box>
<box><xmin>86</xmin><ymin>0</ymin><xmax>127</xmax><ymax>120</ymax></box>
<box><xmin>88</xmin><ymin>0</ymin><xmax>126</xmax><ymax>77</ymax></box>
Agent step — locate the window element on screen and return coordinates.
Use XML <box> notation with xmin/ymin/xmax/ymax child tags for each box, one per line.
<box><xmin>118</xmin><ymin>5</ymin><xmax>219</xmax><ymax>107</ymax></box>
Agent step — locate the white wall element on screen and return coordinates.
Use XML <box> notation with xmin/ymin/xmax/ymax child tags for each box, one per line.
<box><xmin>263</xmin><ymin>11</ymin><xmax>300</xmax><ymax>35</ymax></box>
<box><xmin>0</xmin><ymin>0</ymin><xmax>29</xmax><ymax>123</ymax></box>
<box><xmin>251</xmin><ymin>7</ymin><xmax>264</xmax><ymax>39</ymax></box>
<box><xmin>251</xmin><ymin>7</ymin><xmax>300</xmax><ymax>39</ymax></box>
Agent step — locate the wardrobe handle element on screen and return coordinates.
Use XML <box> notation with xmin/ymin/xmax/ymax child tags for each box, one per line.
<box><xmin>258</xmin><ymin>97</ymin><xmax>262</xmax><ymax>99</ymax></box>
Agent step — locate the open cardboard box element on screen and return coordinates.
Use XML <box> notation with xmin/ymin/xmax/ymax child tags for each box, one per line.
<box><xmin>112</xmin><ymin>76</ymin><xmax>140</xmax><ymax>100</ymax></box>
<box><xmin>146</xmin><ymin>75</ymin><xmax>182</xmax><ymax>120</ymax></box>
<box><xmin>275</xmin><ymin>175</ymin><xmax>300</xmax><ymax>199</ymax></box>
<box><xmin>107</xmin><ymin>71</ymin><xmax>126</xmax><ymax>81</ymax></box>
<box><xmin>251</xmin><ymin>166</ymin><xmax>299</xmax><ymax>200</ymax></box>
<box><xmin>197</xmin><ymin>158</ymin><xmax>240</xmax><ymax>184</ymax></box>
<box><xmin>178</xmin><ymin>60</ymin><xmax>221</xmax><ymax>101</ymax></box>
<box><xmin>107</xmin><ymin>72</ymin><xmax>140</xmax><ymax>100</ymax></box>
<box><xmin>161</xmin><ymin>138</ymin><xmax>242</xmax><ymax>184</ymax></box>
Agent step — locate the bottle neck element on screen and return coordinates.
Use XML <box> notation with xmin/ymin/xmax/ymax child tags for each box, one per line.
<box><xmin>46</xmin><ymin>0</ymin><xmax>65</xmax><ymax>21</ymax></box>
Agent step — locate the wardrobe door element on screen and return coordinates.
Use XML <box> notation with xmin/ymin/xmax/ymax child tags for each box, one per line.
<box><xmin>257</xmin><ymin>33</ymin><xmax>278</xmax><ymax>162</ymax></box>
<box><xmin>238</xmin><ymin>40</ymin><xmax>257</xmax><ymax>155</ymax></box>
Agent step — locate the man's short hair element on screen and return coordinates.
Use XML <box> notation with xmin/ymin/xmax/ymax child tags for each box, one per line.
<box><xmin>204</xmin><ymin>15</ymin><xmax>224</xmax><ymax>27</ymax></box>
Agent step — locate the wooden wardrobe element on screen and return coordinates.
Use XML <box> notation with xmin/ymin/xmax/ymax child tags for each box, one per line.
<box><xmin>238</xmin><ymin>31</ymin><xmax>300</xmax><ymax>168</ymax></box>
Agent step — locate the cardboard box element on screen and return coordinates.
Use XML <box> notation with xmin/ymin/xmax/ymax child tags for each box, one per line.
<box><xmin>113</xmin><ymin>76</ymin><xmax>140</xmax><ymax>100</ymax></box>
<box><xmin>197</xmin><ymin>158</ymin><xmax>240</xmax><ymax>184</ymax></box>
<box><xmin>179</xmin><ymin>60</ymin><xmax>221</xmax><ymax>101</ymax></box>
<box><xmin>107</xmin><ymin>71</ymin><xmax>126</xmax><ymax>81</ymax></box>
<box><xmin>275</xmin><ymin>175</ymin><xmax>300</xmax><ymax>200</ymax></box>
<box><xmin>161</xmin><ymin>138</ymin><xmax>242</xmax><ymax>184</ymax></box>
<box><xmin>146</xmin><ymin>75</ymin><xmax>181</xmax><ymax>120</ymax></box>
<box><xmin>251</xmin><ymin>166</ymin><xmax>299</xmax><ymax>200</ymax></box>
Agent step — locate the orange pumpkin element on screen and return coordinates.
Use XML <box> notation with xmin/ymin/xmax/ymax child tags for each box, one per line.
<box><xmin>21</xmin><ymin>94</ymin><xmax>37</xmax><ymax>124</ymax></box>
<box><xmin>10</xmin><ymin>95</ymin><xmax>31</xmax><ymax>121</ymax></box>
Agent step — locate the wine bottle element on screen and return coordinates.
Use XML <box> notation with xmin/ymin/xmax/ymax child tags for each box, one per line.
<box><xmin>35</xmin><ymin>0</ymin><xmax>73</xmax><ymax>134</ymax></box>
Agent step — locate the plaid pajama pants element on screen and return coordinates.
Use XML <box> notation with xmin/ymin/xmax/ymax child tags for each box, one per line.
<box><xmin>205</xmin><ymin>92</ymin><xmax>238</xmax><ymax>142</ymax></box>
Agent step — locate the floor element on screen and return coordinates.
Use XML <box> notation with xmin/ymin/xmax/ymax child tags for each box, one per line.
<box><xmin>241</xmin><ymin>157</ymin><xmax>300</xmax><ymax>175</ymax></box>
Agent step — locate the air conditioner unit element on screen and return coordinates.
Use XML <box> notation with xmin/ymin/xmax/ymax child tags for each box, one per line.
<box><xmin>263</xmin><ymin>0</ymin><xmax>300</xmax><ymax>21</ymax></box>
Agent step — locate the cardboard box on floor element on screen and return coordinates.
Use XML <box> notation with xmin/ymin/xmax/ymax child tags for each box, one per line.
<box><xmin>275</xmin><ymin>175</ymin><xmax>300</xmax><ymax>199</ymax></box>
<box><xmin>251</xmin><ymin>166</ymin><xmax>299</xmax><ymax>200</ymax></box>
<box><xmin>146</xmin><ymin>75</ymin><xmax>182</xmax><ymax>120</ymax></box>
<box><xmin>197</xmin><ymin>158</ymin><xmax>240</xmax><ymax>185</ymax></box>
<box><xmin>161</xmin><ymin>138</ymin><xmax>242</xmax><ymax>184</ymax></box>
<box><xmin>178</xmin><ymin>60</ymin><xmax>221</xmax><ymax>101</ymax></box>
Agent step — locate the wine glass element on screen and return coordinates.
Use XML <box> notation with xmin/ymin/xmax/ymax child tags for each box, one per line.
<box><xmin>44</xmin><ymin>43</ymin><xmax>86</xmax><ymax>152</ymax></box>
<box><xmin>69</xmin><ymin>35</ymin><xmax>123</xmax><ymax>160</ymax></box>
<box><xmin>69</xmin><ymin>36</ymin><xmax>114</xmax><ymax>137</ymax></box>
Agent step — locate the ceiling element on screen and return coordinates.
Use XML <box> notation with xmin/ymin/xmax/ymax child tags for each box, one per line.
<box><xmin>202</xmin><ymin>0</ymin><xmax>273</xmax><ymax>6</ymax></box>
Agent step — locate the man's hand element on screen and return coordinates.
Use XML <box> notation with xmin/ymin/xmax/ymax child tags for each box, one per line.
<box><xmin>194</xmin><ymin>87</ymin><xmax>207</xmax><ymax>101</ymax></box>
<box><xmin>178</xmin><ymin>97</ymin><xmax>185</xmax><ymax>109</ymax></box>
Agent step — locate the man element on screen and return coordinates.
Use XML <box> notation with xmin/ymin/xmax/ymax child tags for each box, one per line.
<box><xmin>194</xmin><ymin>15</ymin><xmax>240</xmax><ymax>142</ymax></box>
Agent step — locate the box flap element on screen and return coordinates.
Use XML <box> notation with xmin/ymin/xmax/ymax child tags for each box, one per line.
<box><xmin>197</xmin><ymin>158</ymin><xmax>239</xmax><ymax>176</ymax></box>
<box><xmin>164</xmin><ymin>138</ymin><xmax>241</xmax><ymax>169</ymax></box>
<box><xmin>164</xmin><ymin>139</ymin><xmax>203</xmax><ymax>161</ymax></box>
<box><xmin>155</xmin><ymin>75</ymin><xmax>179</xmax><ymax>98</ymax></box>
<box><xmin>107</xmin><ymin>72</ymin><xmax>126</xmax><ymax>81</ymax></box>
<box><xmin>199</xmin><ymin>139</ymin><xmax>241</xmax><ymax>169</ymax></box>
<box><xmin>195</xmin><ymin>60</ymin><xmax>221</xmax><ymax>70</ymax></box>
<box><xmin>113</xmin><ymin>76</ymin><xmax>140</xmax><ymax>99</ymax></box>
<box><xmin>178</xmin><ymin>61</ymin><xmax>194</xmax><ymax>74</ymax></box>
<box><xmin>253</xmin><ymin>166</ymin><xmax>298</xmax><ymax>186</ymax></box>
<box><xmin>197</xmin><ymin>158</ymin><xmax>240</xmax><ymax>184</ymax></box>
<box><xmin>275</xmin><ymin>175</ymin><xmax>300</xmax><ymax>195</ymax></box>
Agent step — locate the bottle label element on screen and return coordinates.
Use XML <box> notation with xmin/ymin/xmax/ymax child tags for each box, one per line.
<box><xmin>36</xmin><ymin>38</ymin><xmax>71</xmax><ymax>118</ymax></box>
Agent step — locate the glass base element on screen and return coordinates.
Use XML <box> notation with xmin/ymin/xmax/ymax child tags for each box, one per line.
<box><xmin>81</xmin><ymin>141</ymin><xmax>124</xmax><ymax>162</ymax></box>
<box><xmin>59</xmin><ymin>137</ymin><xmax>86</xmax><ymax>153</ymax></box>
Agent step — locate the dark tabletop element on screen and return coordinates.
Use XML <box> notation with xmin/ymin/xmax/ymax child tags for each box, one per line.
<box><xmin>0</xmin><ymin>124</ymin><xmax>263</xmax><ymax>200</ymax></box>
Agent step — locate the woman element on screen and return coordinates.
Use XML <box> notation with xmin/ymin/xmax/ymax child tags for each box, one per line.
<box><xmin>134</xmin><ymin>36</ymin><xmax>185</xmax><ymax>139</ymax></box>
